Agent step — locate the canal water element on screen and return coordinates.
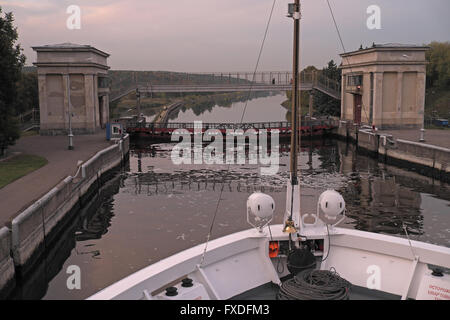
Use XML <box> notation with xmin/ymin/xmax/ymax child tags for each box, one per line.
<box><xmin>169</xmin><ymin>92</ymin><xmax>288</xmax><ymax>123</ymax></box>
<box><xmin>9</xmin><ymin>93</ymin><xmax>450</xmax><ymax>300</ymax></box>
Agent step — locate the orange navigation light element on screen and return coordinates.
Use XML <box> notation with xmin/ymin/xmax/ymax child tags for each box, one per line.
<box><xmin>269</xmin><ymin>241</ymin><xmax>280</xmax><ymax>258</ymax></box>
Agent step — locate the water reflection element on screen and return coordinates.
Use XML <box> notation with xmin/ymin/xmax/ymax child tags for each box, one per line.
<box><xmin>336</xmin><ymin>141</ymin><xmax>423</xmax><ymax>235</ymax></box>
<box><xmin>170</xmin><ymin>92</ymin><xmax>288</xmax><ymax>123</ymax></box>
<box><xmin>8</xmin><ymin>173</ymin><xmax>124</xmax><ymax>300</ymax></box>
<box><xmin>336</xmin><ymin>141</ymin><xmax>449</xmax><ymax>241</ymax></box>
<box><xmin>7</xmin><ymin>138</ymin><xmax>449</xmax><ymax>300</ymax></box>
<box><xmin>128</xmin><ymin>139</ymin><xmax>448</xmax><ymax>241</ymax></box>
<box><xmin>76</xmin><ymin>198</ymin><xmax>116</xmax><ymax>242</ymax></box>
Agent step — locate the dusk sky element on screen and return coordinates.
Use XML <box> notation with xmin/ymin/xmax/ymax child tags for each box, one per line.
<box><xmin>1</xmin><ymin>0</ymin><xmax>449</xmax><ymax>72</ymax></box>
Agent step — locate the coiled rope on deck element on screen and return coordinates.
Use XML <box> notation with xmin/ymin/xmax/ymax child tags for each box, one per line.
<box><xmin>277</xmin><ymin>269</ymin><xmax>352</xmax><ymax>300</ymax></box>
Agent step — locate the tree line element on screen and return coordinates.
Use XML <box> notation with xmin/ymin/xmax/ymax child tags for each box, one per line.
<box><xmin>0</xmin><ymin>8</ymin><xmax>25</xmax><ymax>156</ymax></box>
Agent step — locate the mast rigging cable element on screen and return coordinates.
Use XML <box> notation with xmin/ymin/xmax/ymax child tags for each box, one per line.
<box><xmin>325</xmin><ymin>0</ymin><xmax>371</xmax><ymax>123</ymax></box>
<box><xmin>199</xmin><ymin>0</ymin><xmax>278</xmax><ymax>267</ymax></box>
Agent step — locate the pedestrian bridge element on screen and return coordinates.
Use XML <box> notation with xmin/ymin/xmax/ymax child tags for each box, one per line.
<box><xmin>110</xmin><ymin>71</ymin><xmax>341</xmax><ymax>102</ymax></box>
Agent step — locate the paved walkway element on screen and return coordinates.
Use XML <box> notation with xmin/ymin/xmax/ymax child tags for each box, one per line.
<box><xmin>0</xmin><ymin>133</ymin><xmax>110</xmax><ymax>227</ymax></box>
<box><xmin>378</xmin><ymin>129</ymin><xmax>450</xmax><ymax>149</ymax></box>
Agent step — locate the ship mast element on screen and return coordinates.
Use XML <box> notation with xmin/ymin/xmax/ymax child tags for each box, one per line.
<box><xmin>283</xmin><ymin>0</ymin><xmax>301</xmax><ymax>234</ymax></box>
<box><xmin>290</xmin><ymin>0</ymin><xmax>301</xmax><ymax>185</ymax></box>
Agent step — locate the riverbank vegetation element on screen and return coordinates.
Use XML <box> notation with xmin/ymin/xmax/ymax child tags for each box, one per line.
<box><xmin>0</xmin><ymin>7</ymin><xmax>25</xmax><ymax>156</ymax></box>
<box><xmin>425</xmin><ymin>41</ymin><xmax>450</xmax><ymax>122</ymax></box>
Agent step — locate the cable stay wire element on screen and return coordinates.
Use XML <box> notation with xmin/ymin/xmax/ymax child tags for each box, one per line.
<box><xmin>199</xmin><ymin>0</ymin><xmax>278</xmax><ymax>267</ymax></box>
<box><xmin>325</xmin><ymin>0</ymin><xmax>371</xmax><ymax>123</ymax></box>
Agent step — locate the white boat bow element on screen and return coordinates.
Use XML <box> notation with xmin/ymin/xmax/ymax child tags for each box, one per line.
<box><xmin>88</xmin><ymin>223</ymin><xmax>450</xmax><ymax>300</ymax></box>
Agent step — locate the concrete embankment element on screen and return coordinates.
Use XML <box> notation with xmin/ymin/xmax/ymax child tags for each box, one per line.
<box><xmin>0</xmin><ymin>227</ymin><xmax>15</xmax><ymax>298</ymax></box>
<box><xmin>0</xmin><ymin>135</ymin><xmax>130</xmax><ymax>297</ymax></box>
<box><xmin>336</xmin><ymin>121</ymin><xmax>450</xmax><ymax>183</ymax></box>
<box><xmin>11</xmin><ymin>172</ymin><xmax>124</xmax><ymax>300</ymax></box>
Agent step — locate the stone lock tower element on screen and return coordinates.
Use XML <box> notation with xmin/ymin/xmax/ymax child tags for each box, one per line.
<box><xmin>340</xmin><ymin>44</ymin><xmax>428</xmax><ymax>129</ymax></box>
<box><xmin>33</xmin><ymin>43</ymin><xmax>110</xmax><ymax>135</ymax></box>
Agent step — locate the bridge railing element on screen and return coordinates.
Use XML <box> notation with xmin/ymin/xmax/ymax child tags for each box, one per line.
<box><xmin>110</xmin><ymin>71</ymin><xmax>342</xmax><ymax>102</ymax></box>
<box><xmin>16</xmin><ymin>108</ymin><xmax>39</xmax><ymax>123</ymax></box>
<box><xmin>132</xmin><ymin>71</ymin><xmax>321</xmax><ymax>87</ymax></box>
<box><xmin>130</xmin><ymin>71</ymin><xmax>339</xmax><ymax>87</ymax></box>
<box><xmin>156</xmin><ymin>71</ymin><xmax>297</xmax><ymax>86</ymax></box>
<box><xmin>314</xmin><ymin>73</ymin><xmax>341</xmax><ymax>97</ymax></box>
<box><xmin>16</xmin><ymin>108</ymin><xmax>40</xmax><ymax>131</ymax></box>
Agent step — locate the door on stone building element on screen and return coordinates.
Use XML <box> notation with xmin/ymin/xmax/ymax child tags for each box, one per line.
<box><xmin>353</xmin><ymin>94</ymin><xmax>362</xmax><ymax>124</ymax></box>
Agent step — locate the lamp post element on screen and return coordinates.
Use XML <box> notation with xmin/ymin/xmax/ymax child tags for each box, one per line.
<box><xmin>136</xmin><ymin>88</ymin><xmax>141</xmax><ymax>120</ymax></box>
<box><xmin>419</xmin><ymin>110</ymin><xmax>425</xmax><ymax>142</ymax></box>
<box><xmin>419</xmin><ymin>128</ymin><xmax>425</xmax><ymax>142</ymax></box>
<box><xmin>67</xmin><ymin>75</ymin><xmax>74</xmax><ymax>150</ymax></box>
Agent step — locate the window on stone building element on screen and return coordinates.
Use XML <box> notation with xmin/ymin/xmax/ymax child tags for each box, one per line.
<box><xmin>347</xmin><ymin>74</ymin><xmax>363</xmax><ymax>86</ymax></box>
<box><xmin>98</xmin><ymin>76</ymin><xmax>110</xmax><ymax>89</ymax></box>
